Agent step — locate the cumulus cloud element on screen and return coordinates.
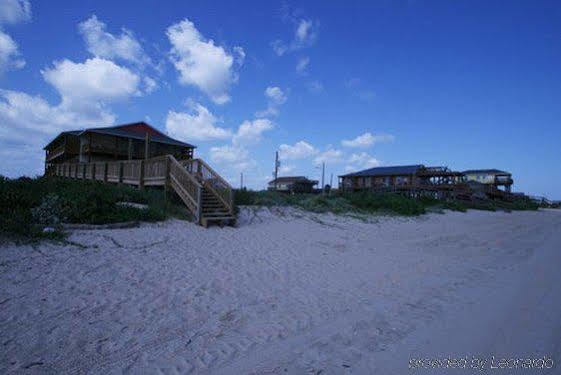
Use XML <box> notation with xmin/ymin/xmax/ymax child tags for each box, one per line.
<box><xmin>272</xmin><ymin>18</ymin><xmax>319</xmax><ymax>56</ymax></box>
<box><xmin>233</xmin><ymin>118</ymin><xmax>274</xmax><ymax>145</ymax></box>
<box><xmin>42</xmin><ymin>57</ymin><xmax>140</xmax><ymax>110</ymax></box>
<box><xmin>209</xmin><ymin>145</ymin><xmax>256</xmax><ymax>170</ymax></box>
<box><xmin>167</xmin><ymin>19</ymin><xmax>242</xmax><ymax>104</ymax></box>
<box><xmin>0</xmin><ymin>89</ymin><xmax>115</xmax><ymax>177</ymax></box>
<box><xmin>279</xmin><ymin>165</ymin><xmax>295</xmax><ymax>174</ymax></box>
<box><xmin>345</xmin><ymin>152</ymin><xmax>381</xmax><ymax>172</ymax></box>
<box><xmin>78</xmin><ymin>15</ymin><xmax>149</xmax><ymax>66</ymax></box>
<box><xmin>0</xmin><ymin>30</ymin><xmax>24</xmax><ymax>72</ymax></box>
<box><xmin>0</xmin><ymin>0</ymin><xmax>31</xmax><ymax>25</ymax></box>
<box><xmin>142</xmin><ymin>76</ymin><xmax>158</xmax><ymax>94</ymax></box>
<box><xmin>255</xmin><ymin>86</ymin><xmax>287</xmax><ymax>118</ymax></box>
<box><xmin>0</xmin><ymin>56</ymin><xmax>143</xmax><ymax>176</ymax></box>
<box><xmin>296</xmin><ymin>56</ymin><xmax>309</xmax><ymax>74</ymax></box>
<box><xmin>279</xmin><ymin>141</ymin><xmax>317</xmax><ymax>160</ymax></box>
<box><xmin>165</xmin><ymin>101</ymin><xmax>232</xmax><ymax>142</ymax></box>
<box><xmin>0</xmin><ymin>0</ymin><xmax>30</xmax><ymax>74</ymax></box>
<box><xmin>313</xmin><ymin>148</ymin><xmax>344</xmax><ymax>165</ymax></box>
<box><xmin>341</xmin><ymin>132</ymin><xmax>395</xmax><ymax>148</ymax></box>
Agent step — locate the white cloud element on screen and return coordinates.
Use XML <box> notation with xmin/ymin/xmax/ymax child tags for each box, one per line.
<box><xmin>167</xmin><ymin>19</ymin><xmax>241</xmax><ymax>104</ymax></box>
<box><xmin>272</xmin><ymin>18</ymin><xmax>319</xmax><ymax>56</ymax></box>
<box><xmin>0</xmin><ymin>0</ymin><xmax>30</xmax><ymax>74</ymax></box>
<box><xmin>296</xmin><ymin>56</ymin><xmax>309</xmax><ymax>74</ymax></box>
<box><xmin>42</xmin><ymin>57</ymin><xmax>140</xmax><ymax>110</ymax></box>
<box><xmin>0</xmin><ymin>30</ymin><xmax>24</xmax><ymax>72</ymax></box>
<box><xmin>143</xmin><ymin>76</ymin><xmax>158</xmax><ymax>94</ymax></box>
<box><xmin>233</xmin><ymin>46</ymin><xmax>245</xmax><ymax>66</ymax></box>
<box><xmin>78</xmin><ymin>15</ymin><xmax>149</xmax><ymax>66</ymax></box>
<box><xmin>295</xmin><ymin>20</ymin><xmax>316</xmax><ymax>44</ymax></box>
<box><xmin>209</xmin><ymin>145</ymin><xmax>256</xmax><ymax>170</ymax></box>
<box><xmin>0</xmin><ymin>56</ymin><xmax>144</xmax><ymax>176</ymax></box>
<box><xmin>314</xmin><ymin>148</ymin><xmax>344</xmax><ymax>165</ymax></box>
<box><xmin>165</xmin><ymin>102</ymin><xmax>232</xmax><ymax>141</ymax></box>
<box><xmin>279</xmin><ymin>141</ymin><xmax>317</xmax><ymax>160</ymax></box>
<box><xmin>233</xmin><ymin>118</ymin><xmax>274</xmax><ymax>145</ymax></box>
<box><xmin>279</xmin><ymin>165</ymin><xmax>295</xmax><ymax>174</ymax></box>
<box><xmin>255</xmin><ymin>86</ymin><xmax>287</xmax><ymax>118</ymax></box>
<box><xmin>0</xmin><ymin>89</ymin><xmax>114</xmax><ymax>177</ymax></box>
<box><xmin>0</xmin><ymin>0</ymin><xmax>31</xmax><ymax>25</ymax></box>
<box><xmin>342</xmin><ymin>132</ymin><xmax>395</xmax><ymax>148</ymax></box>
<box><xmin>346</xmin><ymin>152</ymin><xmax>381</xmax><ymax>172</ymax></box>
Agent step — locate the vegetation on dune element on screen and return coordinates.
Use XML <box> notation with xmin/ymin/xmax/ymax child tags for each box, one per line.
<box><xmin>0</xmin><ymin>176</ymin><xmax>190</xmax><ymax>239</ymax></box>
<box><xmin>233</xmin><ymin>189</ymin><xmax>540</xmax><ymax>216</ymax></box>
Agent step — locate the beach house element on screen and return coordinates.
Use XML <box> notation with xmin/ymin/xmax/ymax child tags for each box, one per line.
<box><xmin>44</xmin><ymin>122</ymin><xmax>234</xmax><ymax>227</ymax></box>
<box><xmin>462</xmin><ymin>169</ymin><xmax>513</xmax><ymax>192</ymax></box>
<box><xmin>268</xmin><ymin>176</ymin><xmax>319</xmax><ymax>193</ymax></box>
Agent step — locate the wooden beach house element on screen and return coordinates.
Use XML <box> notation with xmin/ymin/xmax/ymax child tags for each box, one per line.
<box><xmin>44</xmin><ymin>122</ymin><xmax>234</xmax><ymax>227</ymax></box>
<box><xmin>462</xmin><ymin>169</ymin><xmax>513</xmax><ymax>192</ymax></box>
<box><xmin>267</xmin><ymin>176</ymin><xmax>318</xmax><ymax>193</ymax></box>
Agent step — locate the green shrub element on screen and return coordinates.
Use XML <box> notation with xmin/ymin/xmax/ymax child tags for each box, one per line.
<box><xmin>0</xmin><ymin>176</ymin><xmax>186</xmax><ymax>239</ymax></box>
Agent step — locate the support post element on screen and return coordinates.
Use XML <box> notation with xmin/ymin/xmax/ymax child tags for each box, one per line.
<box><xmin>139</xmin><ymin>160</ymin><xmax>145</xmax><ymax>190</ymax></box>
<box><xmin>196</xmin><ymin>186</ymin><xmax>202</xmax><ymax>224</ymax></box>
<box><xmin>164</xmin><ymin>156</ymin><xmax>171</xmax><ymax>200</ymax></box>
<box><xmin>144</xmin><ymin>133</ymin><xmax>150</xmax><ymax>160</ymax></box>
<box><xmin>103</xmin><ymin>162</ymin><xmax>108</xmax><ymax>183</ymax></box>
<box><xmin>82</xmin><ymin>164</ymin><xmax>86</xmax><ymax>179</ymax></box>
<box><xmin>118</xmin><ymin>162</ymin><xmax>123</xmax><ymax>185</ymax></box>
<box><xmin>128</xmin><ymin>138</ymin><xmax>133</xmax><ymax>160</ymax></box>
<box><xmin>91</xmin><ymin>163</ymin><xmax>96</xmax><ymax>181</ymax></box>
<box><xmin>274</xmin><ymin>151</ymin><xmax>279</xmax><ymax>191</ymax></box>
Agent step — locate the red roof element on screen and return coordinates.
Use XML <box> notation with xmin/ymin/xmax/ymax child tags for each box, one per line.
<box><xmin>44</xmin><ymin>122</ymin><xmax>195</xmax><ymax>149</ymax></box>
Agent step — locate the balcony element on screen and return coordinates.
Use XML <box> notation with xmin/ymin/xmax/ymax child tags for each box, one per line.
<box><xmin>46</xmin><ymin>145</ymin><xmax>65</xmax><ymax>161</ymax></box>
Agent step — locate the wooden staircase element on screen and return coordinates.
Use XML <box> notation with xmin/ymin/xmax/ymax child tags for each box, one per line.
<box><xmin>49</xmin><ymin>155</ymin><xmax>235</xmax><ymax>228</ymax></box>
<box><xmin>200</xmin><ymin>187</ymin><xmax>236</xmax><ymax>227</ymax></box>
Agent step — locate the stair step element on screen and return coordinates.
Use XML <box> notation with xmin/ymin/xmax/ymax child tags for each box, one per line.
<box><xmin>203</xmin><ymin>213</ymin><xmax>233</xmax><ymax>218</ymax></box>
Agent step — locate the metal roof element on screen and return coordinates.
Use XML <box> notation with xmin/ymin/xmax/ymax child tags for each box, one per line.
<box><xmin>44</xmin><ymin>122</ymin><xmax>196</xmax><ymax>149</ymax></box>
<box><xmin>462</xmin><ymin>169</ymin><xmax>510</xmax><ymax>175</ymax></box>
<box><xmin>340</xmin><ymin>164</ymin><xmax>425</xmax><ymax>178</ymax></box>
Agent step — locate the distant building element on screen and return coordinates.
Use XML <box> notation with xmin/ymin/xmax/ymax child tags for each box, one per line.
<box><xmin>268</xmin><ymin>176</ymin><xmax>318</xmax><ymax>193</ymax></box>
<box><xmin>339</xmin><ymin>164</ymin><xmax>464</xmax><ymax>192</ymax></box>
<box><xmin>462</xmin><ymin>169</ymin><xmax>513</xmax><ymax>192</ymax></box>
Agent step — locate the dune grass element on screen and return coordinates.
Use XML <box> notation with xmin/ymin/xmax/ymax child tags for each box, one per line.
<box><xmin>0</xmin><ymin>175</ymin><xmax>190</xmax><ymax>239</ymax></box>
<box><xmin>233</xmin><ymin>189</ymin><xmax>539</xmax><ymax>217</ymax></box>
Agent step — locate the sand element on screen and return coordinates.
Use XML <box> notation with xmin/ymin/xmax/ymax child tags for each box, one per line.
<box><xmin>1</xmin><ymin>207</ymin><xmax>560</xmax><ymax>374</ymax></box>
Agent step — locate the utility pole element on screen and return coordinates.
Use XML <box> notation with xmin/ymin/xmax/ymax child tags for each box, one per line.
<box><xmin>274</xmin><ymin>151</ymin><xmax>279</xmax><ymax>190</ymax></box>
<box><xmin>330</xmin><ymin>173</ymin><xmax>333</xmax><ymax>187</ymax></box>
<box><xmin>240</xmin><ymin>172</ymin><xmax>243</xmax><ymax>189</ymax></box>
<box><xmin>321</xmin><ymin>162</ymin><xmax>325</xmax><ymax>190</ymax></box>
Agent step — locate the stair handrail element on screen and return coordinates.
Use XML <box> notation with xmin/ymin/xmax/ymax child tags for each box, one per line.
<box><xmin>167</xmin><ymin>155</ymin><xmax>203</xmax><ymax>222</ymax></box>
<box><xmin>190</xmin><ymin>158</ymin><xmax>233</xmax><ymax>214</ymax></box>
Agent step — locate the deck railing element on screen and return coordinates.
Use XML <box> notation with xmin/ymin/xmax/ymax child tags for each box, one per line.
<box><xmin>46</xmin><ymin>155</ymin><xmax>228</xmax><ymax>224</ymax></box>
<box><xmin>181</xmin><ymin>158</ymin><xmax>233</xmax><ymax>215</ymax></box>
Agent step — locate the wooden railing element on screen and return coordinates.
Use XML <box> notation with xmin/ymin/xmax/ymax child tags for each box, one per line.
<box><xmin>181</xmin><ymin>158</ymin><xmax>233</xmax><ymax>215</ymax></box>
<box><xmin>169</xmin><ymin>157</ymin><xmax>202</xmax><ymax>221</ymax></box>
<box><xmin>48</xmin><ymin>155</ymin><xmax>210</xmax><ymax>224</ymax></box>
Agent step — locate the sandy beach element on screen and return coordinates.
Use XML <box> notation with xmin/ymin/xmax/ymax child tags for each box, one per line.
<box><xmin>1</xmin><ymin>208</ymin><xmax>560</xmax><ymax>374</ymax></box>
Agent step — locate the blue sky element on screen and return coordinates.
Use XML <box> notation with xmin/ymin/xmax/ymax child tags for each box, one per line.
<box><xmin>0</xmin><ymin>0</ymin><xmax>560</xmax><ymax>198</ymax></box>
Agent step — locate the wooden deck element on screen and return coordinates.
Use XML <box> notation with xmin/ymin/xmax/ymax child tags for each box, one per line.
<box><xmin>48</xmin><ymin>155</ymin><xmax>235</xmax><ymax>227</ymax></box>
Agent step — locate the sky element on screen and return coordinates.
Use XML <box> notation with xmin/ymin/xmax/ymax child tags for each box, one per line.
<box><xmin>0</xmin><ymin>0</ymin><xmax>560</xmax><ymax>198</ymax></box>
